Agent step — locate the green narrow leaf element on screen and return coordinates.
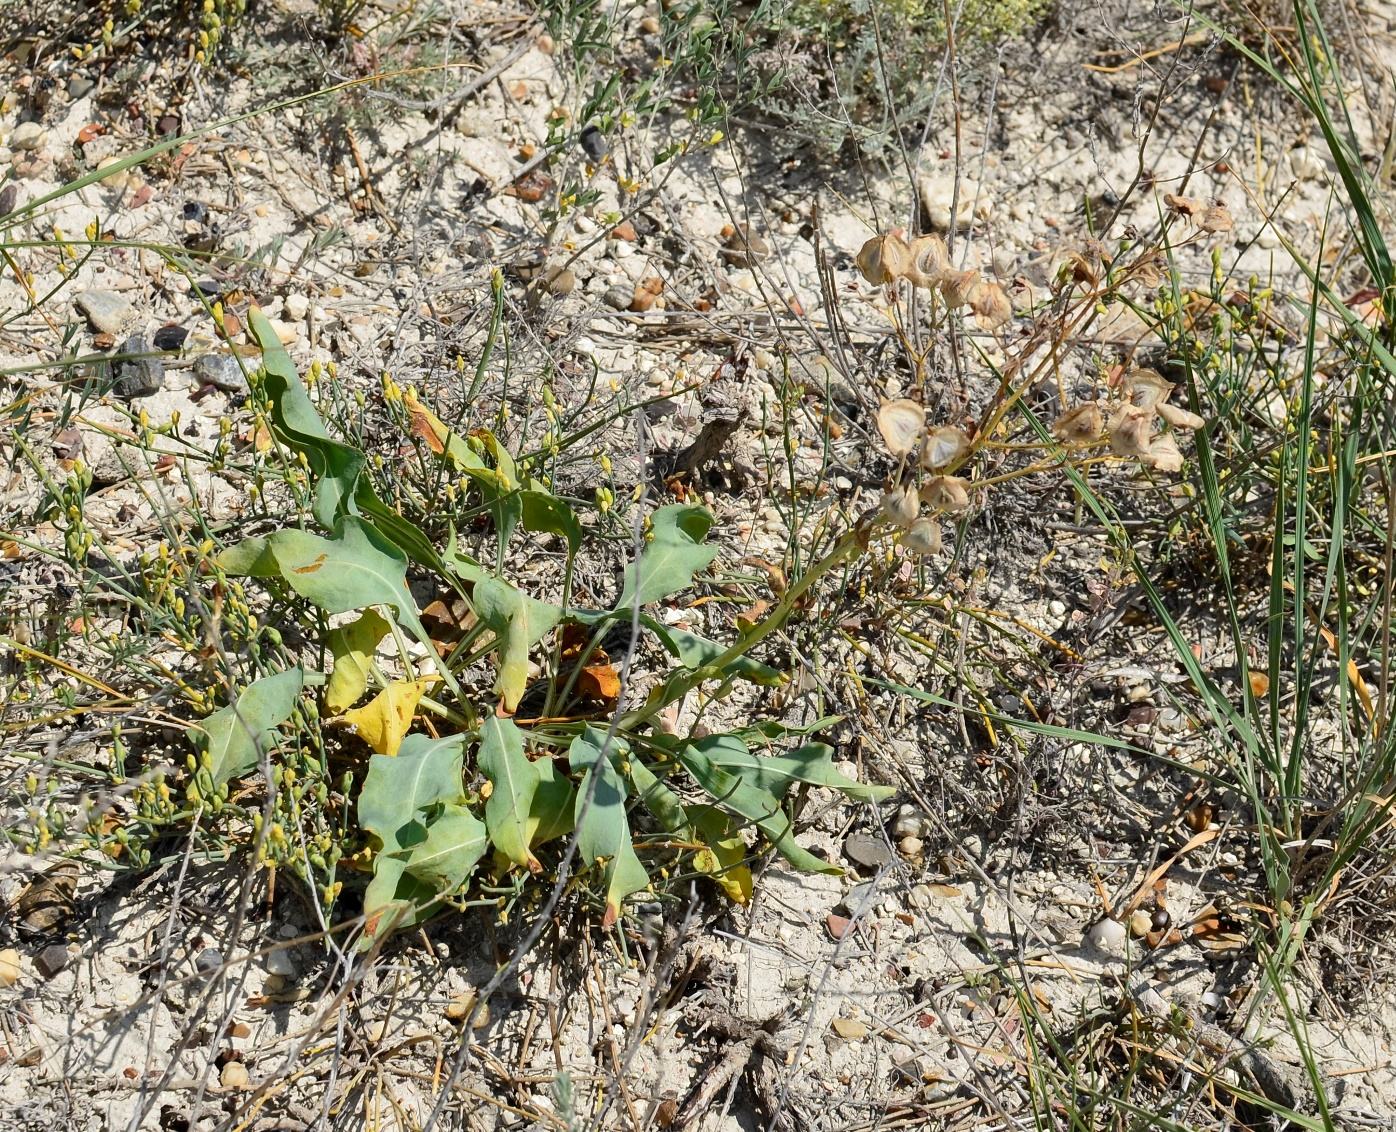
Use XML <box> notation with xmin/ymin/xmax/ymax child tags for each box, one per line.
<box><xmin>472</xmin><ymin>577</ymin><xmax>562</xmax><ymax>711</ymax></box>
<box><xmin>699</xmin><ymin>736</ymin><xmax>893</xmax><ymax>803</ymax></box>
<box><xmin>192</xmin><ymin>668</ymin><xmax>305</xmax><ymax>787</ymax></box>
<box><xmin>250</xmin><ymin>307</ymin><xmax>365</xmax><ymax>530</ymax></box>
<box><xmin>677</xmin><ymin>741</ymin><xmax>839</xmax><ymax>875</ymax></box>
<box><xmin>646</xmin><ymin>618</ymin><xmax>786</xmax><ymax>687</ymax></box>
<box><xmin>628</xmin><ymin>757</ymin><xmax>690</xmax><ymax>836</ymax></box>
<box><xmin>479</xmin><ymin>716</ymin><xmax>540</xmax><ymax>871</ymax></box>
<box><xmin>616</xmin><ymin>504</ymin><xmax>718</xmax><ymax>609</ymax></box>
<box><xmin>219</xmin><ymin>516</ymin><xmax>425</xmax><ymax>638</ymax></box>
<box><xmin>325</xmin><ymin>607</ymin><xmax>391</xmax><ymax>713</ymax></box>
<box><xmin>570</xmin><ymin>727</ymin><xmax>650</xmax><ymax>924</ymax></box>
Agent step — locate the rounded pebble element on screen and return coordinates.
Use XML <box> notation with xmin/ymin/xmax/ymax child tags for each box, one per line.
<box><xmin>220</xmin><ymin>1061</ymin><xmax>250</xmax><ymax>1091</ymax></box>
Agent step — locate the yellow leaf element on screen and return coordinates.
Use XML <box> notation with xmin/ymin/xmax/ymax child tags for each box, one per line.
<box><xmin>325</xmin><ymin>608</ymin><xmax>391</xmax><ymax>714</ymax></box>
<box><xmin>694</xmin><ymin>839</ymin><xmax>752</xmax><ymax>905</ymax></box>
<box><xmin>341</xmin><ymin>679</ymin><xmax>434</xmax><ymax>755</ymax></box>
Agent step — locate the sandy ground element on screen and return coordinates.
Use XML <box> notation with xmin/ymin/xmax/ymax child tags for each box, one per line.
<box><xmin>4</xmin><ymin>1</ymin><xmax>1396</xmax><ymax>1128</ymax></box>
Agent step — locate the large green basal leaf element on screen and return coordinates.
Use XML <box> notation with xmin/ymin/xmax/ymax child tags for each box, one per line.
<box><xmin>191</xmin><ymin>667</ymin><xmax>305</xmax><ymax>787</ymax></box>
<box><xmin>358</xmin><ymin>733</ymin><xmax>467</xmax><ymax>854</ymax></box>
<box><xmin>569</xmin><ymin>727</ymin><xmax>649</xmax><ymax>926</ymax></box>
<box><xmin>616</xmin><ymin>505</ymin><xmax>718</xmax><ymax>609</ymax></box>
<box><xmin>478</xmin><ymin>716</ymin><xmax>539</xmax><ymax>872</ymax></box>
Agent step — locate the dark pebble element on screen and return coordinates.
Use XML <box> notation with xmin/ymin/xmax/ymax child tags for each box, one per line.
<box><xmin>153</xmin><ymin>324</ymin><xmax>189</xmax><ymax>351</ymax></box>
<box><xmin>182</xmin><ymin>201</ymin><xmax>209</xmax><ymax>225</ymax></box>
<box><xmin>36</xmin><ymin>943</ymin><xmax>72</xmax><ymax>979</ymax></box>
<box><xmin>109</xmin><ymin>334</ymin><xmax>165</xmax><ymax>399</ymax></box>
<box><xmin>843</xmin><ymin>831</ymin><xmax>893</xmax><ymax>870</ymax></box>
<box><xmin>194</xmin><ymin>948</ymin><xmax>223</xmax><ymax>976</ymax></box>
<box><xmin>578</xmin><ymin>124</ymin><xmax>609</xmax><ymax>162</ymax></box>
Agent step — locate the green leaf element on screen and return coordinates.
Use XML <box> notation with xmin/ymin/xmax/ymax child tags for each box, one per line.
<box><xmin>616</xmin><ymin>505</ymin><xmax>718</xmax><ymax>609</ymax></box>
<box><xmin>570</xmin><ymin>727</ymin><xmax>649</xmax><ymax>925</ymax></box>
<box><xmin>528</xmin><ymin>755</ymin><xmax>576</xmax><ymax>847</ymax></box>
<box><xmin>473</xmin><ymin>577</ymin><xmax>562</xmax><ymax>711</ymax></box>
<box><xmin>479</xmin><ymin>716</ymin><xmax>540</xmax><ymax>871</ymax></box>
<box><xmin>522</xmin><ymin>490</ymin><xmax>583</xmax><ymax>555</ymax></box>
<box><xmin>219</xmin><ymin>517</ymin><xmax>424</xmax><ymax>638</ymax></box>
<box><xmin>325</xmin><ymin>607</ymin><xmax>391</xmax><ymax>713</ymax></box>
<box><xmin>361</xmin><ymin>855</ymin><xmax>441</xmax><ymax>944</ymax></box>
<box><xmin>646</xmin><ymin>619</ymin><xmax>785</xmax><ymax>687</ymax></box>
<box><xmin>250</xmin><ymin>308</ymin><xmax>365</xmax><ymax>530</ymax></box>
<box><xmin>401</xmin><ymin>803</ymin><xmax>489</xmax><ymax>892</ymax></box>
<box><xmin>359</xmin><ymin>733</ymin><xmax>466</xmax><ymax>854</ymax></box>
<box><xmin>698</xmin><ymin>736</ymin><xmax>893</xmax><ymax>803</ymax></box>
<box><xmin>677</xmin><ymin>740</ymin><xmax>839</xmax><ymax>875</ymax></box>
<box><xmin>628</xmin><ymin>758</ymin><xmax>690</xmax><ymax>836</ymax></box>
<box><xmin>192</xmin><ymin>668</ymin><xmax>305</xmax><ymax>787</ymax></box>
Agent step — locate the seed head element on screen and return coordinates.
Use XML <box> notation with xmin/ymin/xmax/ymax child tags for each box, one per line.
<box><xmin>1051</xmin><ymin>403</ymin><xmax>1104</xmax><ymax>445</ymax></box>
<box><xmin>920</xmin><ymin>426</ymin><xmax>971</xmax><ymax>470</ymax></box>
<box><xmin>876</xmin><ymin>398</ymin><xmax>925</xmax><ymax>457</ymax></box>
<box><xmin>856</xmin><ymin>232</ymin><xmax>912</xmax><ymax>287</ymax></box>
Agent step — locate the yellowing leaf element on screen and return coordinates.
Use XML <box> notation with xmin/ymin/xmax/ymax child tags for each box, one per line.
<box><xmin>342</xmin><ymin>679</ymin><xmax>434</xmax><ymax>755</ymax></box>
<box><xmin>325</xmin><ymin>608</ymin><xmax>391</xmax><ymax>713</ymax></box>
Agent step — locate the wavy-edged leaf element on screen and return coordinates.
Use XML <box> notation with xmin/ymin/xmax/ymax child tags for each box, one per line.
<box><xmin>677</xmin><ymin>741</ymin><xmax>839</xmax><ymax>875</ymax></box>
<box><xmin>401</xmin><ymin>803</ymin><xmax>489</xmax><ymax>892</ymax></box>
<box><xmin>528</xmin><ymin>756</ymin><xmax>576</xmax><ymax>847</ymax></box>
<box><xmin>522</xmin><ymin>490</ymin><xmax>583</xmax><ymax>555</ymax></box>
<box><xmin>616</xmin><ymin>505</ymin><xmax>718</xmax><ymax>609</ymax></box>
<box><xmin>341</xmin><ymin>678</ymin><xmax>434</xmax><ymax>755</ymax></box>
<box><xmin>325</xmin><ymin>607</ymin><xmax>391</xmax><ymax>713</ymax></box>
<box><xmin>479</xmin><ymin>716</ymin><xmax>539</xmax><ymax>871</ymax></box>
<box><xmin>219</xmin><ymin>516</ymin><xmax>424</xmax><ymax>637</ymax></box>
<box><xmin>689</xmin><ymin>804</ymin><xmax>752</xmax><ymax>905</ymax></box>
<box><xmin>473</xmin><ymin>577</ymin><xmax>561</xmax><ymax>712</ymax></box>
<box><xmin>699</xmin><ymin>736</ymin><xmax>893</xmax><ymax>803</ymax></box>
<box><xmin>359</xmin><ymin>733</ymin><xmax>466</xmax><ymax>854</ymax></box>
<box><xmin>250</xmin><ymin>307</ymin><xmax>365</xmax><ymax>529</ymax></box>
<box><xmin>192</xmin><ymin>668</ymin><xmax>305</xmax><ymax>787</ymax></box>
<box><xmin>570</xmin><ymin>727</ymin><xmax>649</xmax><ymax>925</ymax></box>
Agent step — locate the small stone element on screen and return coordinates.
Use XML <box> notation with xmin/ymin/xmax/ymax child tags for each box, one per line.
<box><xmin>720</xmin><ymin>223</ymin><xmax>770</xmax><ymax>268</ymax></box>
<box><xmin>891</xmin><ymin>811</ymin><xmax>924</xmax><ymax>840</ymax></box>
<box><xmin>609</xmin><ymin>220</ymin><xmax>637</xmax><ymax>241</ymax></box>
<box><xmin>1047</xmin><ymin>599</ymin><xmax>1067</xmax><ymax>618</ymax></box>
<box><xmin>262</xmin><ymin>973</ymin><xmax>288</xmax><ymax>995</ymax></box>
<box><xmin>843</xmin><ymin>882</ymin><xmax>883</xmax><ymax>913</ymax></box>
<box><xmin>68</xmin><ymin>76</ymin><xmax>96</xmax><ymax>100</ymax></box>
<box><xmin>75</xmin><ymin>289</ymin><xmax>134</xmax><ymax>335</ymax></box>
<box><xmin>542</xmin><ymin>266</ymin><xmax>576</xmax><ymax>296</ymax></box>
<box><xmin>152</xmin><ymin>324</ymin><xmax>189</xmax><ymax>352</ymax></box>
<box><xmin>899</xmin><ymin>836</ymin><xmax>924</xmax><ymax>858</ymax></box>
<box><xmin>578</xmin><ymin>125</ymin><xmax>609</xmax><ymax>162</ymax></box>
<box><xmin>445</xmin><ymin>991</ymin><xmax>489</xmax><ymax>1028</ymax></box>
<box><xmin>603</xmin><ymin>287</ymin><xmax>632</xmax><ymax>310</ymax></box>
<box><xmin>195</xmin><ymin>353</ymin><xmax>248</xmax><ymax>394</ymax></box>
<box><xmin>917</xmin><ymin>173</ymin><xmax>991</xmax><ymax>231</ymax></box>
<box><xmin>10</xmin><ymin>122</ymin><xmax>47</xmax><ymax>152</ymax></box>
<box><xmin>283</xmin><ymin>293</ymin><xmax>310</xmax><ymax>320</ymax></box>
<box><xmin>830</xmin><ymin>1018</ymin><xmax>868</xmax><ymax>1040</ymax></box>
<box><xmin>264</xmin><ymin>949</ymin><xmax>296</xmax><ymax>978</ymax></box>
<box><xmin>843</xmin><ymin>832</ymin><xmax>892</xmax><ymax>870</ymax></box>
<box><xmin>825</xmin><ymin>913</ymin><xmax>852</xmax><ymax>941</ymax></box>
<box><xmin>36</xmin><ymin>943</ymin><xmax>72</xmax><ymax>979</ymax></box>
<box><xmin>109</xmin><ymin>334</ymin><xmax>164</xmax><ymax>399</ymax></box>
<box><xmin>1128</xmin><ymin>910</ymin><xmax>1153</xmax><ymax>938</ymax></box>
<box><xmin>220</xmin><ymin>1061</ymin><xmax>250</xmax><ymax>1091</ymax></box>
<box><xmin>1085</xmin><ymin>917</ymin><xmax>1127</xmax><ymax>953</ymax></box>
<box><xmin>194</xmin><ymin>948</ymin><xmax>223</xmax><ymax>976</ymax></box>
<box><xmin>0</xmin><ymin>948</ymin><xmax>21</xmax><ymax>986</ymax></box>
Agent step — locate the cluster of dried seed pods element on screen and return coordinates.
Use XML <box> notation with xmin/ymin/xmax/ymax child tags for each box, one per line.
<box><xmin>1052</xmin><ymin>368</ymin><xmax>1205</xmax><ymax>474</ymax></box>
<box><xmin>875</xmin><ymin>399</ymin><xmax>974</xmax><ymax>556</ymax></box>
<box><xmin>856</xmin><ymin>231</ymin><xmax>1013</xmax><ymax>331</ymax></box>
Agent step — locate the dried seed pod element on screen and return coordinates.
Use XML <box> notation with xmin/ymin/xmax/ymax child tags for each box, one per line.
<box><xmin>880</xmin><ymin>484</ymin><xmax>920</xmax><ymax>528</ymax></box>
<box><xmin>1143</xmin><ymin>431</ymin><xmax>1185</xmax><ymax>473</ymax></box>
<box><xmin>920</xmin><ymin>475</ymin><xmax>971</xmax><ymax>513</ymax></box>
<box><xmin>1163</xmin><ymin>193</ymin><xmax>1206</xmax><ymax>218</ymax></box>
<box><xmin>906</xmin><ymin>234</ymin><xmax>950</xmax><ymax>287</ymax></box>
<box><xmin>968</xmin><ymin>280</ymin><xmax>1013</xmax><ymax>331</ymax></box>
<box><xmin>1051</xmin><ymin>403</ymin><xmax>1104</xmax><ymax>445</ymax></box>
<box><xmin>1124</xmin><ymin>368</ymin><xmax>1173</xmax><ymax>411</ymax></box>
<box><xmin>856</xmin><ymin>232</ymin><xmax>912</xmax><ymax>286</ymax></box>
<box><xmin>939</xmin><ymin>268</ymin><xmax>979</xmax><ymax>308</ymax></box>
<box><xmin>876</xmin><ymin>398</ymin><xmax>926</xmax><ymax>456</ymax></box>
<box><xmin>920</xmin><ymin>426</ymin><xmax>971</xmax><ymax>470</ymax></box>
<box><xmin>903</xmin><ymin>517</ymin><xmax>942</xmax><ymax>556</ymax></box>
<box><xmin>1200</xmin><ymin>204</ymin><xmax>1233</xmax><ymax>234</ymax></box>
<box><xmin>1108</xmin><ymin>405</ymin><xmax>1155</xmax><ymax>459</ymax></box>
<box><xmin>1131</xmin><ymin>252</ymin><xmax>1165</xmax><ymax>289</ymax></box>
<box><xmin>1156</xmin><ymin>402</ymin><xmax>1206</xmax><ymax>430</ymax></box>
